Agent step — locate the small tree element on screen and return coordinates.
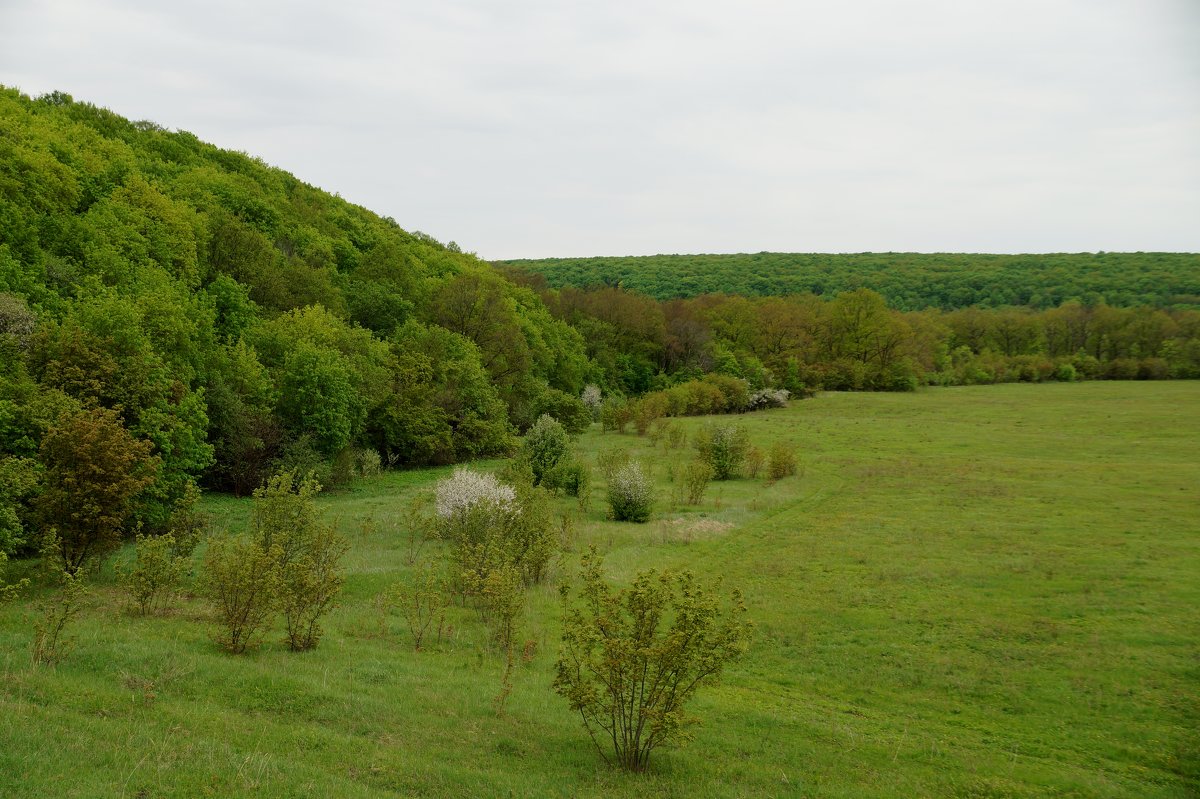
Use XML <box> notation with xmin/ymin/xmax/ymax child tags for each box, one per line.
<box><xmin>250</xmin><ymin>471</ymin><xmax>348</xmax><ymax>651</ymax></box>
<box><xmin>581</xmin><ymin>384</ymin><xmax>602</xmax><ymax>419</ymax></box>
<box><xmin>553</xmin><ymin>550</ymin><xmax>751</xmax><ymax>771</ymax></box>
<box><xmin>36</xmin><ymin>408</ymin><xmax>160</xmax><ymax>574</ymax></box>
<box><xmin>198</xmin><ymin>535</ymin><xmax>281</xmax><ymax>654</ymax></box>
<box><xmin>767</xmin><ymin>442</ymin><xmax>798</xmax><ymax>480</ymax></box>
<box><xmin>31</xmin><ymin>566</ymin><xmax>90</xmax><ymax>667</ymax></box>
<box><xmin>682</xmin><ymin>460</ymin><xmax>714</xmax><ymax>505</ymax></box>
<box><xmin>607</xmin><ymin>461</ymin><xmax>654</xmax><ymax>523</ymax></box>
<box><xmin>693</xmin><ymin>423</ymin><xmax>750</xmax><ymax>480</ymax></box>
<box><xmin>521</xmin><ymin>414</ymin><xmax>570</xmax><ymax>486</ymax></box>
<box><xmin>121</xmin><ymin>533</ymin><xmax>189</xmax><ymax>615</ymax></box>
<box><xmin>391</xmin><ymin>561</ymin><xmax>448</xmax><ymax>651</ymax></box>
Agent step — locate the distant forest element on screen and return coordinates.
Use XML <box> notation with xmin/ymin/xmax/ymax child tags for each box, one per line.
<box><xmin>498</xmin><ymin>252</ymin><xmax>1200</xmax><ymax>310</ymax></box>
<box><xmin>2</xmin><ymin>85</ymin><xmax>1200</xmax><ymax>558</ymax></box>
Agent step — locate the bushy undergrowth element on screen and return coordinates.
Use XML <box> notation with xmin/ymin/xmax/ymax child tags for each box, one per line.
<box><xmin>694</xmin><ymin>423</ymin><xmax>750</xmax><ymax>480</ymax></box>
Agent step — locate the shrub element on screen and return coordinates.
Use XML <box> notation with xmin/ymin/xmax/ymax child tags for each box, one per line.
<box><xmin>121</xmin><ymin>533</ymin><xmax>189</xmax><ymax>615</ymax></box>
<box><xmin>744</xmin><ymin>445</ymin><xmax>765</xmax><ymax>479</ymax></box>
<box><xmin>767</xmin><ymin>442</ymin><xmax>798</xmax><ymax>480</ymax></box>
<box><xmin>553</xmin><ymin>549</ymin><xmax>751</xmax><ymax>771</ymax></box>
<box><xmin>31</xmin><ymin>567</ymin><xmax>90</xmax><ymax>667</ymax></box>
<box><xmin>535</xmin><ymin>390</ymin><xmax>593</xmax><ymax>436</ymax></box>
<box><xmin>701</xmin><ymin>373</ymin><xmax>750</xmax><ymax>412</ymax></box>
<box><xmin>0</xmin><ymin>551</ymin><xmax>29</xmax><ymax>602</ymax></box>
<box><xmin>595</xmin><ymin>447</ymin><xmax>630</xmax><ymax>482</ymax></box>
<box><xmin>682</xmin><ymin>460</ymin><xmax>714</xmax><ymax>505</ymax></box>
<box><xmin>632</xmin><ymin>392</ymin><xmax>669</xmax><ymax>436</ymax></box>
<box><xmin>521</xmin><ymin>414</ymin><xmax>570</xmax><ymax>486</ymax></box>
<box><xmin>279</xmin><ymin>523</ymin><xmax>349</xmax><ymax>651</ymax></box>
<box><xmin>543</xmin><ymin>458</ymin><xmax>590</xmax><ymax>498</ymax></box>
<box><xmin>435</xmin><ymin>467</ymin><xmax>516</xmax><ymax>521</ymax></box>
<box><xmin>581</xmin><ymin>384</ymin><xmax>602</xmax><ymax>419</ymax></box>
<box><xmin>694</xmin><ymin>423</ymin><xmax>750</xmax><ymax>480</ymax></box>
<box><xmin>198</xmin><ymin>534</ymin><xmax>281</xmax><ymax>654</ymax></box>
<box><xmin>390</xmin><ymin>561</ymin><xmax>448</xmax><ymax>651</ymax></box>
<box><xmin>746</xmin><ymin>388</ymin><xmax>790</xmax><ymax>411</ymax></box>
<box><xmin>600</xmin><ymin>398</ymin><xmax>633</xmax><ymax>433</ymax></box>
<box><xmin>435</xmin><ymin>468</ymin><xmax>556</xmax><ymax>591</ymax></box>
<box><xmin>250</xmin><ymin>471</ymin><xmax>348</xmax><ymax>651</ymax></box>
<box><xmin>1053</xmin><ymin>362</ymin><xmax>1077</xmax><ymax>382</ymax></box>
<box><xmin>608</xmin><ymin>461</ymin><xmax>654</xmax><ymax>523</ymax></box>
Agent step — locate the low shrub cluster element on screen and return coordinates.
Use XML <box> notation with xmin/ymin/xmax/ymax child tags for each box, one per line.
<box><xmin>607</xmin><ymin>461</ymin><xmax>654</xmax><ymax>523</ymax></box>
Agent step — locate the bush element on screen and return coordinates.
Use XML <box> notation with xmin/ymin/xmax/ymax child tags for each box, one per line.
<box><xmin>746</xmin><ymin>388</ymin><xmax>790</xmax><ymax>411</ymax></box>
<box><xmin>701</xmin><ymin>373</ymin><xmax>750</xmax><ymax>412</ymax></box>
<box><xmin>632</xmin><ymin>392</ymin><xmax>669</xmax><ymax>435</ymax></box>
<box><xmin>744</xmin><ymin>445</ymin><xmax>765</xmax><ymax>478</ymax></box>
<box><xmin>607</xmin><ymin>461</ymin><xmax>654</xmax><ymax>523</ymax></box>
<box><xmin>389</xmin><ymin>561</ymin><xmax>448</xmax><ymax>651</ymax></box>
<box><xmin>581</xmin><ymin>384</ymin><xmax>602</xmax><ymax>419</ymax></box>
<box><xmin>251</xmin><ymin>471</ymin><xmax>348</xmax><ymax>651</ymax></box>
<box><xmin>595</xmin><ymin>447</ymin><xmax>631</xmax><ymax>482</ymax></box>
<box><xmin>535</xmin><ymin>390</ymin><xmax>593</xmax><ymax>436</ymax></box>
<box><xmin>521</xmin><ymin>414</ymin><xmax>570</xmax><ymax>486</ymax></box>
<box><xmin>694</xmin><ymin>423</ymin><xmax>750</xmax><ymax>480</ymax></box>
<box><xmin>543</xmin><ymin>458</ymin><xmax>591</xmax><ymax>498</ymax></box>
<box><xmin>767</xmin><ymin>442</ymin><xmax>798</xmax><ymax>480</ymax></box>
<box><xmin>121</xmin><ymin>533</ymin><xmax>189</xmax><ymax>615</ymax></box>
<box><xmin>553</xmin><ymin>549</ymin><xmax>751</xmax><ymax>771</ymax></box>
<box><xmin>31</xmin><ymin>567</ymin><xmax>90</xmax><ymax>667</ymax></box>
<box><xmin>682</xmin><ymin>460</ymin><xmax>713</xmax><ymax>505</ymax></box>
<box><xmin>198</xmin><ymin>534</ymin><xmax>281</xmax><ymax>654</ymax></box>
<box><xmin>600</xmin><ymin>398</ymin><xmax>633</xmax><ymax>433</ymax></box>
<box><xmin>435</xmin><ymin>468</ymin><xmax>556</xmax><ymax>591</ymax></box>
<box><xmin>0</xmin><ymin>551</ymin><xmax>29</xmax><ymax>602</ymax></box>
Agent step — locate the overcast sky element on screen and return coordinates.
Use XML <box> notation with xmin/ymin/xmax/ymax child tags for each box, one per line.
<box><xmin>1</xmin><ymin>0</ymin><xmax>1198</xmax><ymax>259</ymax></box>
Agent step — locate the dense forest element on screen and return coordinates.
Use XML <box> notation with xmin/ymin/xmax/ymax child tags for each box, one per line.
<box><xmin>2</xmin><ymin>85</ymin><xmax>1200</xmax><ymax>563</ymax></box>
<box><xmin>499</xmin><ymin>252</ymin><xmax>1200</xmax><ymax>310</ymax></box>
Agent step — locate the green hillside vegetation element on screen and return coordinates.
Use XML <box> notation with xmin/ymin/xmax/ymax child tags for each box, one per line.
<box><xmin>1</xmin><ymin>382</ymin><xmax>1196</xmax><ymax>797</ymax></box>
<box><xmin>0</xmin><ymin>86</ymin><xmax>594</xmax><ymax>521</ymax></box>
<box><xmin>500</xmin><ymin>251</ymin><xmax>1200</xmax><ymax>310</ymax></box>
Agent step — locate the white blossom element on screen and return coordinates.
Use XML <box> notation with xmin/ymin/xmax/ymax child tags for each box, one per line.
<box><xmin>434</xmin><ymin>468</ymin><xmax>516</xmax><ymax>519</ymax></box>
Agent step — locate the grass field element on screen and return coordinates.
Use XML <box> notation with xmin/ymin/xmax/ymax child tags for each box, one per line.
<box><xmin>2</xmin><ymin>382</ymin><xmax>1197</xmax><ymax>798</ymax></box>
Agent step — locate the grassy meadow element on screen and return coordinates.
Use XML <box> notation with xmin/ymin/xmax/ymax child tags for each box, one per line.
<box><xmin>1</xmin><ymin>382</ymin><xmax>1197</xmax><ymax>798</ymax></box>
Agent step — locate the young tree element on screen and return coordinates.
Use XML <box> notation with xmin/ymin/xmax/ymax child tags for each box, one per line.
<box><xmin>36</xmin><ymin>408</ymin><xmax>159</xmax><ymax>574</ymax></box>
<box><xmin>251</xmin><ymin>471</ymin><xmax>348</xmax><ymax>651</ymax></box>
<box><xmin>553</xmin><ymin>549</ymin><xmax>751</xmax><ymax>771</ymax></box>
<box><xmin>521</xmin><ymin>413</ymin><xmax>569</xmax><ymax>486</ymax></box>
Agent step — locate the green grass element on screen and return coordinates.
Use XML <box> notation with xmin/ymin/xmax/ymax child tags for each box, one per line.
<box><xmin>2</xmin><ymin>382</ymin><xmax>1198</xmax><ymax>797</ymax></box>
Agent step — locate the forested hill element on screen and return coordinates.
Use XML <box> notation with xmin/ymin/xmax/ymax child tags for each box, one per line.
<box><xmin>0</xmin><ymin>86</ymin><xmax>594</xmax><ymax>511</ymax></box>
<box><xmin>498</xmin><ymin>252</ymin><xmax>1200</xmax><ymax>310</ymax></box>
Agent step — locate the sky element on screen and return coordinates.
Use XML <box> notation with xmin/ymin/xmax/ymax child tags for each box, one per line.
<box><xmin>1</xmin><ymin>0</ymin><xmax>1198</xmax><ymax>259</ymax></box>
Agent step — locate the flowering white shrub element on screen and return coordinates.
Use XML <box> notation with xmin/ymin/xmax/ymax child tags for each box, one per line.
<box><xmin>435</xmin><ymin>468</ymin><xmax>516</xmax><ymax>519</ymax></box>
<box><xmin>581</xmin><ymin>384</ymin><xmax>602</xmax><ymax>418</ymax></box>
<box><xmin>607</xmin><ymin>461</ymin><xmax>654</xmax><ymax>523</ymax></box>
<box><xmin>746</xmin><ymin>388</ymin><xmax>790</xmax><ymax>411</ymax></box>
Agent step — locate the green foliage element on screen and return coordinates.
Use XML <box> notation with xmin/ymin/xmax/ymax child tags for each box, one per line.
<box><xmin>36</xmin><ymin>408</ymin><xmax>159</xmax><ymax>573</ymax></box>
<box><xmin>607</xmin><ymin>461</ymin><xmax>654</xmax><ymax>523</ymax></box>
<box><xmin>120</xmin><ymin>533</ymin><xmax>189</xmax><ymax>615</ymax></box>
<box><xmin>553</xmin><ymin>549</ymin><xmax>751</xmax><ymax>771</ymax></box>
<box><xmin>543</xmin><ymin>457</ymin><xmax>590</xmax><ymax>499</ymax></box>
<box><xmin>683</xmin><ymin>460</ymin><xmax>714</xmax><ymax>505</ymax></box>
<box><xmin>693</xmin><ymin>423</ymin><xmax>750</xmax><ymax>481</ymax></box>
<box><xmin>0</xmin><ymin>550</ymin><xmax>28</xmax><ymax>602</ymax></box>
<box><xmin>767</xmin><ymin>443</ymin><xmax>798</xmax><ymax>480</ymax></box>
<box><xmin>520</xmin><ymin>413</ymin><xmax>570</xmax><ymax>486</ymax></box>
<box><xmin>389</xmin><ymin>561</ymin><xmax>448</xmax><ymax>651</ymax></box>
<box><xmin>31</xmin><ymin>566</ymin><xmax>91</xmax><ymax>667</ymax></box>
<box><xmin>504</xmin><ymin>252</ymin><xmax>1200</xmax><ymax>310</ymax></box>
<box><xmin>595</xmin><ymin>446</ymin><xmax>630</xmax><ymax>482</ymax></box>
<box><xmin>743</xmin><ymin>445</ymin><xmax>765</xmax><ymax>479</ymax></box>
<box><xmin>198</xmin><ymin>533</ymin><xmax>281</xmax><ymax>654</ymax></box>
<box><xmin>250</xmin><ymin>471</ymin><xmax>348</xmax><ymax>651</ymax></box>
<box><xmin>0</xmin><ymin>456</ymin><xmax>38</xmax><ymax>555</ymax></box>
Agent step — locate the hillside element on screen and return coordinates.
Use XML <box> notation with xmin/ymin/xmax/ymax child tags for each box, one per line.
<box><xmin>499</xmin><ymin>251</ymin><xmax>1200</xmax><ymax>310</ymax></box>
<box><xmin>0</xmin><ymin>86</ymin><xmax>593</xmax><ymax>513</ymax></box>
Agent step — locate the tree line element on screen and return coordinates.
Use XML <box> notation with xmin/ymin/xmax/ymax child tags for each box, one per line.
<box><xmin>498</xmin><ymin>251</ymin><xmax>1200</xmax><ymax>310</ymax></box>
